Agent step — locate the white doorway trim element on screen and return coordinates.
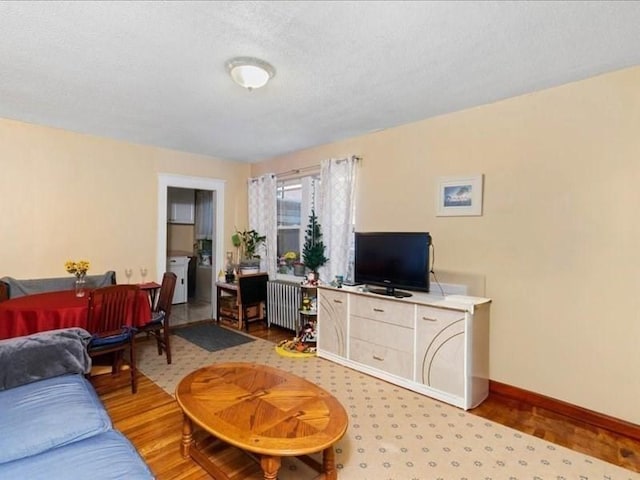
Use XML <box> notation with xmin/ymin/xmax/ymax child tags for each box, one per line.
<box><xmin>157</xmin><ymin>173</ymin><xmax>225</xmax><ymax>318</ymax></box>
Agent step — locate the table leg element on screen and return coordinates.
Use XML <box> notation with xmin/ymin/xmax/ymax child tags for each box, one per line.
<box><xmin>181</xmin><ymin>414</ymin><xmax>194</xmax><ymax>458</ymax></box>
<box><xmin>216</xmin><ymin>287</ymin><xmax>222</xmax><ymax>324</ymax></box>
<box><xmin>322</xmin><ymin>446</ymin><xmax>337</xmax><ymax>480</ymax></box>
<box><xmin>260</xmin><ymin>455</ymin><xmax>281</xmax><ymax>480</ymax></box>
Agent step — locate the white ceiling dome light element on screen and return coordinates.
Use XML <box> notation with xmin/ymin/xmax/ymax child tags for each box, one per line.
<box><xmin>226</xmin><ymin>57</ymin><xmax>276</xmax><ymax>91</ymax></box>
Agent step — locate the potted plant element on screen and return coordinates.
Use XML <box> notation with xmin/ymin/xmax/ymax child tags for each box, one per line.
<box><xmin>302</xmin><ymin>210</ymin><xmax>328</xmax><ymax>281</ymax></box>
<box><xmin>232</xmin><ymin>229</ymin><xmax>266</xmax><ymax>273</ymax></box>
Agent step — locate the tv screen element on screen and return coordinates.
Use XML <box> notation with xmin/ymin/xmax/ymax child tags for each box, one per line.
<box><xmin>354</xmin><ymin>232</ymin><xmax>431</xmax><ymax>297</ymax></box>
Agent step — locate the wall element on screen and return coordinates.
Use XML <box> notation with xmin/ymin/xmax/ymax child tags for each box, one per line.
<box><xmin>168</xmin><ymin>224</ymin><xmax>195</xmax><ymax>254</ymax></box>
<box><xmin>0</xmin><ymin>118</ymin><xmax>250</xmax><ymax>284</ymax></box>
<box><xmin>252</xmin><ymin>67</ymin><xmax>640</xmax><ymax>425</ymax></box>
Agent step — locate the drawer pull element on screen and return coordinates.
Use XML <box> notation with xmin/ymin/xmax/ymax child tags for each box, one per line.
<box><xmin>333</xmin><ymin>299</ymin><xmax>343</xmax><ymax>304</ymax></box>
<box><xmin>373</xmin><ymin>308</ymin><xmax>384</xmax><ymax>313</ymax></box>
<box><xmin>372</xmin><ymin>355</ymin><xmax>384</xmax><ymax>361</ymax></box>
<box><xmin>422</xmin><ymin>316</ymin><xmax>438</xmax><ymax>322</ymax></box>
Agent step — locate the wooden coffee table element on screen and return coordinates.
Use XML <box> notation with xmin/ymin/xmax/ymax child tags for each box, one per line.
<box><xmin>176</xmin><ymin>362</ymin><xmax>348</xmax><ymax>480</ymax></box>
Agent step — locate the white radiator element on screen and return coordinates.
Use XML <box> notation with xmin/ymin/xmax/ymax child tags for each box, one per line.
<box><xmin>267</xmin><ymin>280</ymin><xmax>301</xmax><ymax>331</ymax></box>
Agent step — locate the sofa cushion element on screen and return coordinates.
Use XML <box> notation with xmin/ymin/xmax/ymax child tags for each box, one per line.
<box><xmin>0</xmin><ymin>327</ymin><xmax>92</xmax><ymax>391</ymax></box>
<box><xmin>0</xmin><ymin>374</ymin><xmax>111</xmax><ymax>465</ymax></box>
<box><xmin>0</xmin><ymin>430</ymin><xmax>154</xmax><ymax>479</ymax></box>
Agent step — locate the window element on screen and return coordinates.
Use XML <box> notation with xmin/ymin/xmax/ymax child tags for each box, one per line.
<box><xmin>276</xmin><ymin>175</ymin><xmax>319</xmax><ymax>276</ymax></box>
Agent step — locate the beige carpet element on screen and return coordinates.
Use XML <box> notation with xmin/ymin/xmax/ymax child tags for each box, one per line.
<box><xmin>138</xmin><ymin>333</ymin><xmax>638</xmax><ymax>480</ymax></box>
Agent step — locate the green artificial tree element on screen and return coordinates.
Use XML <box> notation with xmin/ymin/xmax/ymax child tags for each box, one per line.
<box><xmin>302</xmin><ymin>210</ymin><xmax>329</xmax><ymax>274</ymax></box>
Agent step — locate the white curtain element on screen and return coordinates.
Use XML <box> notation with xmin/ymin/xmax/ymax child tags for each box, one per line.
<box><xmin>317</xmin><ymin>156</ymin><xmax>358</xmax><ymax>283</ymax></box>
<box><xmin>248</xmin><ymin>174</ymin><xmax>277</xmax><ymax>278</ymax></box>
<box><xmin>195</xmin><ymin>190</ymin><xmax>212</xmax><ymax>240</ymax></box>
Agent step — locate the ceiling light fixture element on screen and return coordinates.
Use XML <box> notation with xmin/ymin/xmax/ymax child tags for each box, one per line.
<box><xmin>226</xmin><ymin>57</ymin><xmax>275</xmax><ymax>91</ymax></box>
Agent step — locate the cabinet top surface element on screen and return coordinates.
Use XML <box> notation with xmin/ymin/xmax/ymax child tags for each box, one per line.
<box><xmin>318</xmin><ymin>285</ymin><xmax>490</xmax><ymax>311</ymax></box>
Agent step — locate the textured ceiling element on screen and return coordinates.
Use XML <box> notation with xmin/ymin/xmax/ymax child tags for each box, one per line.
<box><xmin>1</xmin><ymin>1</ymin><xmax>640</xmax><ymax>163</ymax></box>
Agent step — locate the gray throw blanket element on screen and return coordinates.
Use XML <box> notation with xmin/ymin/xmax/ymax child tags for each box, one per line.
<box><xmin>0</xmin><ymin>328</ymin><xmax>92</xmax><ymax>391</ymax></box>
<box><xmin>0</xmin><ymin>271</ymin><xmax>116</xmax><ymax>298</ymax></box>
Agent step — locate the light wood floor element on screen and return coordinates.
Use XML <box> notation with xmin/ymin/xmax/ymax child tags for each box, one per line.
<box><xmin>93</xmin><ymin>324</ymin><xmax>640</xmax><ymax>478</ymax></box>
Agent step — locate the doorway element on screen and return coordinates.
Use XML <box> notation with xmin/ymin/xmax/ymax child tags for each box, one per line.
<box><xmin>157</xmin><ymin>174</ymin><xmax>225</xmax><ymax>321</ymax></box>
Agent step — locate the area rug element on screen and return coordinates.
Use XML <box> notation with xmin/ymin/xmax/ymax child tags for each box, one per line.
<box><xmin>138</xmin><ymin>335</ymin><xmax>638</xmax><ymax>480</ymax></box>
<box><xmin>173</xmin><ymin>322</ymin><xmax>254</xmax><ymax>352</ymax></box>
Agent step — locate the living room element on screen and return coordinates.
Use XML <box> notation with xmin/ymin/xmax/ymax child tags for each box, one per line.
<box><xmin>1</xmin><ymin>2</ymin><xmax>639</xmax><ymax>478</ymax></box>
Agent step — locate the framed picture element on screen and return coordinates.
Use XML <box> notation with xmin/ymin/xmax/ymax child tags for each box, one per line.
<box><xmin>436</xmin><ymin>174</ymin><xmax>484</xmax><ymax>217</ymax></box>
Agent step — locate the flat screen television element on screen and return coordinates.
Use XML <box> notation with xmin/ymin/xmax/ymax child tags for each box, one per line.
<box><xmin>354</xmin><ymin>232</ymin><xmax>431</xmax><ymax>297</ymax></box>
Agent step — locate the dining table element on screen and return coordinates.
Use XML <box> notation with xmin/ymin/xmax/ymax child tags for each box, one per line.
<box><xmin>0</xmin><ymin>289</ymin><xmax>152</xmax><ymax>340</ymax></box>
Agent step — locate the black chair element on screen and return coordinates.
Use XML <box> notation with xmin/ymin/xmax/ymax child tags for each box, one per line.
<box><xmin>86</xmin><ymin>284</ymin><xmax>140</xmax><ymax>393</ymax></box>
<box><xmin>136</xmin><ymin>272</ymin><xmax>177</xmax><ymax>364</ymax></box>
<box><xmin>237</xmin><ymin>273</ymin><xmax>269</xmax><ymax>332</ymax></box>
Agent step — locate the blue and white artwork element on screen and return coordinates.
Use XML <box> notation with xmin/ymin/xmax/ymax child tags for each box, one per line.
<box><xmin>444</xmin><ymin>185</ymin><xmax>472</xmax><ymax>207</ymax></box>
<box><xmin>436</xmin><ymin>174</ymin><xmax>483</xmax><ymax>216</ymax></box>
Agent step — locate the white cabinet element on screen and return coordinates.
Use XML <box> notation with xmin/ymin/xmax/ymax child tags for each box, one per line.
<box><xmin>317</xmin><ymin>287</ymin><xmax>491</xmax><ymax>410</ymax></box>
<box><xmin>167</xmin><ymin>188</ymin><xmax>195</xmax><ymax>224</ymax></box>
<box><xmin>168</xmin><ymin>256</ymin><xmax>189</xmax><ymax>304</ymax></box>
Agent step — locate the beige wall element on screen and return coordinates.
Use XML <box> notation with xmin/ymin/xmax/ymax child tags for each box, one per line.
<box><xmin>252</xmin><ymin>67</ymin><xmax>640</xmax><ymax>425</ymax></box>
<box><xmin>167</xmin><ymin>224</ymin><xmax>195</xmax><ymax>254</ymax></box>
<box><xmin>0</xmin><ymin>118</ymin><xmax>250</xmax><ymax>283</ymax></box>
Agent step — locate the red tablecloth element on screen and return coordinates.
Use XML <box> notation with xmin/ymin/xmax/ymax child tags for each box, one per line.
<box><xmin>0</xmin><ymin>289</ymin><xmax>151</xmax><ymax>340</ymax></box>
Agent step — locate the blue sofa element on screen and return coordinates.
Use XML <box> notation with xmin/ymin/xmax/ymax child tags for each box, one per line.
<box><xmin>0</xmin><ymin>328</ymin><xmax>154</xmax><ymax>479</ymax></box>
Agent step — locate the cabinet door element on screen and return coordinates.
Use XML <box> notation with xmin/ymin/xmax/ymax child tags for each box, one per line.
<box><xmin>415</xmin><ymin>306</ymin><xmax>466</xmax><ymax>398</ymax></box>
<box><xmin>318</xmin><ymin>289</ymin><xmax>348</xmax><ymax>356</ymax></box>
<box><xmin>168</xmin><ymin>263</ymin><xmax>188</xmax><ymax>304</ymax></box>
<box><xmin>168</xmin><ymin>188</ymin><xmax>195</xmax><ymax>224</ymax></box>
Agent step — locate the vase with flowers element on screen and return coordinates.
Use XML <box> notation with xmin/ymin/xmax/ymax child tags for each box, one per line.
<box><xmin>65</xmin><ymin>259</ymin><xmax>90</xmax><ymax>297</ymax></box>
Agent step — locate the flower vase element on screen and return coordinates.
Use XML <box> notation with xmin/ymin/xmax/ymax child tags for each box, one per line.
<box><xmin>75</xmin><ymin>275</ymin><xmax>86</xmax><ymax>297</ymax></box>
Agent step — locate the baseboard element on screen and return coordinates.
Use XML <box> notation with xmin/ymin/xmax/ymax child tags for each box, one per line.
<box><xmin>489</xmin><ymin>380</ymin><xmax>640</xmax><ymax>442</ymax></box>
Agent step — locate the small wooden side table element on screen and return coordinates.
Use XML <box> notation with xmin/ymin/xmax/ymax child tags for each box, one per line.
<box><xmin>215</xmin><ymin>280</ymin><xmax>239</xmax><ymax>326</ymax></box>
<box><xmin>138</xmin><ymin>281</ymin><xmax>161</xmax><ymax>308</ymax></box>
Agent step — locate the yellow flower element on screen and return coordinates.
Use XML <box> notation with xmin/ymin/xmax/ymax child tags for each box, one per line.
<box><xmin>283</xmin><ymin>251</ymin><xmax>297</xmax><ymax>261</ymax></box>
<box><xmin>65</xmin><ymin>259</ymin><xmax>90</xmax><ymax>276</ymax></box>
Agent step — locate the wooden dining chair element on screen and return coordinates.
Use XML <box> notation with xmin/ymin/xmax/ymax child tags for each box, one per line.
<box><xmin>86</xmin><ymin>284</ymin><xmax>140</xmax><ymax>393</ymax></box>
<box><xmin>238</xmin><ymin>273</ymin><xmax>269</xmax><ymax>332</ymax></box>
<box><xmin>136</xmin><ymin>272</ymin><xmax>176</xmax><ymax>364</ymax></box>
<box><xmin>0</xmin><ymin>282</ymin><xmax>8</xmax><ymax>303</ymax></box>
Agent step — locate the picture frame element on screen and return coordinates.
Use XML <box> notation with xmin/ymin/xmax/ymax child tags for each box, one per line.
<box><xmin>436</xmin><ymin>174</ymin><xmax>484</xmax><ymax>217</ymax></box>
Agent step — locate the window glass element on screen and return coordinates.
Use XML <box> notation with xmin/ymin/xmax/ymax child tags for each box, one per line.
<box><xmin>276</xmin><ymin>176</ymin><xmax>318</xmax><ymax>276</ymax></box>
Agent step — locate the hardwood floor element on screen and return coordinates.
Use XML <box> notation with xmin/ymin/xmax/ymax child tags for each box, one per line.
<box><xmin>93</xmin><ymin>324</ymin><xmax>640</xmax><ymax>478</ymax></box>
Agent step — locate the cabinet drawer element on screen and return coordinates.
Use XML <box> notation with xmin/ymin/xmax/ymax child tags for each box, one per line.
<box><xmin>350</xmin><ymin>316</ymin><xmax>413</xmax><ymax>353</ymax></box>
<box><xmin>319</xmin><ymin>289</ymin><xmax>348</xmax><ymax>315</ymax></box>
<box><xmin>351</xmin><ymin>295</ymin><xmax>414</xmax><ymax>328</ymax></box>
<box><xmin>350</xmin><ymin>337</ymin><xmax>413</xmax><ymax>379</ymax></box>
<box><xmin>417</xmin><ymin>305</ymin><xmax>465</xmax><ymax>328</ymax></box>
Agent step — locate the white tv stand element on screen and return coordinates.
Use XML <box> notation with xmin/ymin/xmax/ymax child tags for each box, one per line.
<box><xmin>317</xmin><ymin>286</ymin><xmax>491</xmax><ymax>410</ymax></box>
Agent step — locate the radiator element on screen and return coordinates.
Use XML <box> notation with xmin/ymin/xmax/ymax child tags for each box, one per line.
<box><xmin>267</xmin><ymin>280</ymin><xmax>301</xmax><ymax>331</ymax></box>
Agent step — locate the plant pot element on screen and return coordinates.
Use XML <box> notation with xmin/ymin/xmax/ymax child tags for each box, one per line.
<box><xmin>239</xmin><ymin>258</ymin><xmax>260</xmax><ymax>275</ymax></box>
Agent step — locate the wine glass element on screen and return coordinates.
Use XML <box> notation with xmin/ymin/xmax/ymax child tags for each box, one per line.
<box><xmin>124</xmin><ymin>268</ymin><xmax>133</xmax><ymax>284</ymax></box>
<box><xmin>140</xmin><ymin>267</ymin><xmax>148</xmax><ymax>284</ymax></box>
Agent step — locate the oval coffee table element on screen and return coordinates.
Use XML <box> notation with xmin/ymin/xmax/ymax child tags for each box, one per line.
<box><xmin>176</xmin><ymin>362</ymin><xmax>348</xmax><ymax>480</ymax></box>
